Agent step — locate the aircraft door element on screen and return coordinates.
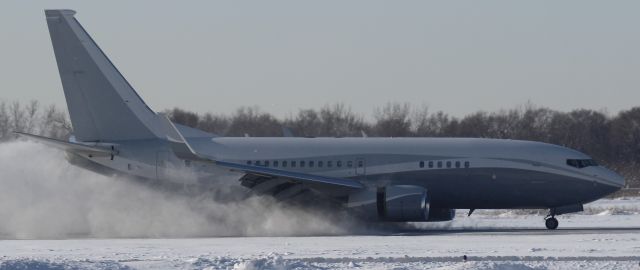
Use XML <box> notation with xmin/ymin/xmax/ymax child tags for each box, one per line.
<box><xmin>355</xmin><ymin>157</ymin><xmax>366</xmax><ymax>177</ymax></box>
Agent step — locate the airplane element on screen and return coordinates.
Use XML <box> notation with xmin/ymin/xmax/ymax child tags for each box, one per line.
<box><xmin>20</xmin><ymin>9</ymin><xmax>624</xmax><ymax>230</ymax></box>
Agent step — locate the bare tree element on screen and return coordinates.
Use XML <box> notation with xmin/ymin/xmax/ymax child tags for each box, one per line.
<box><xmin>10</xmin><ymin>101</ymin><xmax>26</xmax><ymax>133</ymax></box>
<box><xmin>285</xmin><ymin>109</ymin><xmax>323</xmax><ymax>137</ymax></box>
<box><xmin>514</xmin><ymin>106</ymin><xmax>555</xmax><ymax>141</ymax></box>
<box><xmin>373</xmin><ymin>102</ymin><xmax>412</xmax><ymax>137</ymax></box>
<box><xmin>198</xmin><ymin>112</ymin><xmax>230</xmax><ymax>135</ymax></box>
<box><xmin>167</xmin><ymin>108</ymin><xmax>200</xmax><ymax>128</ymax></box>
<box><xmin>0</xmin><ymin>101</ymin><xmax>9</xmax><ymax>141</ymax></box>
<box><xmin>318</xmin><ymin>103</ymin><xmax>368</xmax><ymax>137</ymax></box>
<box><xmin>226</xmin><ymin>106</ymin><xmax>281</xmax><ymax>137</ymax></box>
<box><xmin>23</xmin><ymin>100</ymin><xmax>40</xmax><ymax>134</ymax></box>
<box><xmin>40</xmin><ymin>104</ymin><xmax>72</xmax><ymax>140</ymax></box>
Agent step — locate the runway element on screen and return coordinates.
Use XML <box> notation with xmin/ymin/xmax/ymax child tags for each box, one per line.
<box><xmin>389</xmin><ymin>227</ymin><xmax>640</xmax><ymax>236</ymax></box>
<box><xmin>1</xmin><ymin>227</ymin><xmax>639</xmax><ymax>270</ymax></box>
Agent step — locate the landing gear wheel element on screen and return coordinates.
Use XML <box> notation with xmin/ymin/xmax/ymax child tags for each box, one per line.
<box><xmin>545</xmin><ymin>217</ymin><xmax>559</xmax><ymax>230</ymax></box>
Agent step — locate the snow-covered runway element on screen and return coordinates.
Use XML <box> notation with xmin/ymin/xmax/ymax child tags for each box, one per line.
<box><xmin>2</xmin><ymin>198</ymin><xmax>640</xmax><ymax>270</ymax></box>
<box><xmin>1</xmin><ymin>228</ymin><xmax>639</xmax><ymax>270</ymax></box>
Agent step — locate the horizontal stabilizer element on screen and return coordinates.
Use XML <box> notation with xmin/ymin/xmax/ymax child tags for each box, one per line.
<box><xmin>15</xmin><ymin>132</ymin><xmax>116</xmax><ymax>157</ymax></box>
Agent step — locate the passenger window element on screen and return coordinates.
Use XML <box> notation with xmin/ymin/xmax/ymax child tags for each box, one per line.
<box><xmin>309</xmin><ymin>161</ymin><xmax>314</xmax><ymax>167</ymax></box>
<box><xmin>446</xmin><ymin>161</ymin><xmax>451</xmax><ymax>168</ymax></box>
<box><xmin>247</xmin><ymin>161</ymin><xmax>252</xmax><ymax>165</ymax></box>
<box><xmin>318</xmin><ymin>161</ymin><xmax>323</xmax><ymax>167</ymax></box>
<box><xmin>337</xmin><ymin>161</ymin><xmax>342</xmax><ymax>167</ymax></box>
<box><xmin>455</xmin><ymin>161</ymin><xmax>460</xmax><ymax>168</ymax></box>
<box><xmin>282</xmin><ymin>160</ymin><xmax>288</xmax><ymax>167</ymax></box>
<box><xmin>347</xmin><ymin>161</ymin><xmax>353</xmax><ymax>167</ymax></box>
<box><xmin>358</xmin><ymin>160</ymin><xmax>363</xmax><ymax>167</ymax></box>
<box><xmin>419</xmin><ymin>161</ymin><xmax>424</xmax><ymax>168</ymax></box>
<box><xmin>273</xmin><ymin>161</ymin><xmax>279</xmax><ymax>167</ymax></box>
<box><xmin>437</xmin><ymin>161</ymin><xmax>442</xmax><ymax>168</ymax></box>
<box><xmin>255</xmin><ymin>161</ymin><xmax>261</xmax><ymax>166</ymax></box>
<box><xmin>264</xmin><ymin>161</ymin><xmax>270</xmax><ymax>167</ymax></box>
<box><xmin>464</xmin><ymin>161</ymin><xmax>470</xmax><ymax>168</ymax></box>
<box><xmin>328</xmin><ymin>161</ymin><xmax>333</xmax><ymax>167</ymax></box>
<box><xmin>291</xmin><ymin>161</ymin><xmax>297</xmax><ymax>167</ymax></box>
<box><xmin>300</xmin><ymin>161</ymin><xmax>306</xmax><ymax>167</ymax></box>
<box><xmin>428</xmin><ymin>161</ymin><xmax>433</xmax><ymax>168</ymax></box>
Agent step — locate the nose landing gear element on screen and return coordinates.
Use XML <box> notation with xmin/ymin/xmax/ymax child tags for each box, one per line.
<box><xmin>544</xmin><ymin>216</ymin><xmax>559</xmax><ymax>230</ymax></box>
<box><xmin>543</xmin><ymin>204</ymin><xmax>583</xmax><ymax>230</ymax></box>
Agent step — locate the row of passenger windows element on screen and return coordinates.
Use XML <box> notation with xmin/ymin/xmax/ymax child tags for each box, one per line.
<box><xmin>247</xmin><ymin>159</ymin><xmax>469</xmax><ymax>170</ymax></box>
<box><xmin>247</xmin><ymin>159</ymin><xmax>363</xmax><ymax>168</ymax></box>
<box><xmin>419</xmin><ymin>160</ymin><xmax>470</xmax><ymax>169</ymax></box>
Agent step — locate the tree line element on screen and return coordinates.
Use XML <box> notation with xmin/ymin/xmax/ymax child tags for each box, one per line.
<box><xmin>0</xmin><ymin>100</ymin><xmax>70</xmax><ymax>142</ymax></box>
<box><xmin>1</xmin><ymin>100</ymin><xmax>638</xmax><ymax>189</ymax></box>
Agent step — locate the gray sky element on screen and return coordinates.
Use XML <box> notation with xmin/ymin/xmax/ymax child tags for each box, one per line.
<box><xmin>1</xmin><ymin>1</ymin><xmax>639</xmax><ymax>119</ymax></box>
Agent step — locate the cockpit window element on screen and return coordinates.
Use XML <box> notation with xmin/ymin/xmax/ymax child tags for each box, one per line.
<box><xmin>566</xmin><ymin>159</ymin><xmax>598</xmax><ymax>168</ymax></box>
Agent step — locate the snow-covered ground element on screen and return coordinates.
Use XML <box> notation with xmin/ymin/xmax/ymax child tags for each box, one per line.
<box><xmin>1</xmin><ymin>230</ymin><xmax>639</xmax><ymax>269</ymax></box>
<box><xmin>1</xmin><ymin>198</ymin><xmax>639</xmax><ymax>270</ymax></box>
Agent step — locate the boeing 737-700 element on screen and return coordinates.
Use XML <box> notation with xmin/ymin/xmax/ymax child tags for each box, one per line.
<box><xmin>19</xmin><ymin>10</ymin><xmax>625</xmax><ymax>230</ymax></box>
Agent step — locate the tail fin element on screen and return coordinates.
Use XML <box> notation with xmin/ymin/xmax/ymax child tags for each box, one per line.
<box><xmin>45</xmin><ymin>10</ymin><xmax>163</xmax><ymax>142</ymax></box>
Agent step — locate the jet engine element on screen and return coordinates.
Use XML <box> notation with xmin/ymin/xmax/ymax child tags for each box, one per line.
<box><xmin>348</xmin><ymin>185</ymin><xmax>429</xmax><ymax>222</ymax></box>
<box><xmin>347</xmin><ymin>185</ymin><xmax>456</xmax><ymax>222</ymax></box>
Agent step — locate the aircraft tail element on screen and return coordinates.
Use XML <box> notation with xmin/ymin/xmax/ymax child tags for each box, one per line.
<box><xmin>45</xmin><ymin>9</ymin><xmax>164</xmax><ymax>142</ymax></box>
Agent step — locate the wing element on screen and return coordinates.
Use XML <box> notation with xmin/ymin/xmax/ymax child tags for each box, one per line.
<box><xmin>216</xmin><ymin>160</ymin><xmax>364</xmax><ymax>196</ymax></box>
<box><xmin>158</xmin><ymin>115</ymin><xmax>364</xmax><ymax>197</ymax></box>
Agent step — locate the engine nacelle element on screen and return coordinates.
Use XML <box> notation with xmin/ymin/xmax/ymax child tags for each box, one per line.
<box><xmin>348</xmin><ymin>185</ymin><xmax>430</xmax><ymax>222</ymax></box>
<box><xmin>382</xmin><ymin>185</ymin><xmax>430</xmax><ymax>221</ymax></box>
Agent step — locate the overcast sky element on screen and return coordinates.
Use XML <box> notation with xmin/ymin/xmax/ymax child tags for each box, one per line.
<box><xmin>1</xmin><ymin>1</ymin><xmax>639</xmax><ymax>118</ymax></box>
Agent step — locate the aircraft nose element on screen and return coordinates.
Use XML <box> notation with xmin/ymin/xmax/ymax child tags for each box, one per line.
<box><xmin>595</xmin><ymin>167</ymin><xmax>625</xmax><ymax>188</ymax></box>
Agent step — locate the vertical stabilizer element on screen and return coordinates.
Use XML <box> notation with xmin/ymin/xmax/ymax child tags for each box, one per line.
<box><xmin>45</xmin><ymin>9</ymin><xmax>163</xmax><ymax>142</ymax></box>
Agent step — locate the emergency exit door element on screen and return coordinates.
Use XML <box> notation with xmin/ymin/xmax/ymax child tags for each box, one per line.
<box><xmin>355</xmin><ymin>157</ymin><xmax>366</xmax><ymax>176</ymax></box>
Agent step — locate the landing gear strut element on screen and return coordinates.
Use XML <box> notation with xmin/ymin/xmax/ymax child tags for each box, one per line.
<box><xmin>543</xmin><ymin>204</ymin><xmax>583</xmax><ymax>230</ymax></box>
<box><xmin>545</xmin><ymin>215</ymin><xmax>559</xmax><ymax>230</ymax></box>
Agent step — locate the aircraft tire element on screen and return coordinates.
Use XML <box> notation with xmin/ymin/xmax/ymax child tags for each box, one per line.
<box><xmin>545</xmin><ymin>217</ymin><xmax>559</xmax><ymax>230</ymax></box>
